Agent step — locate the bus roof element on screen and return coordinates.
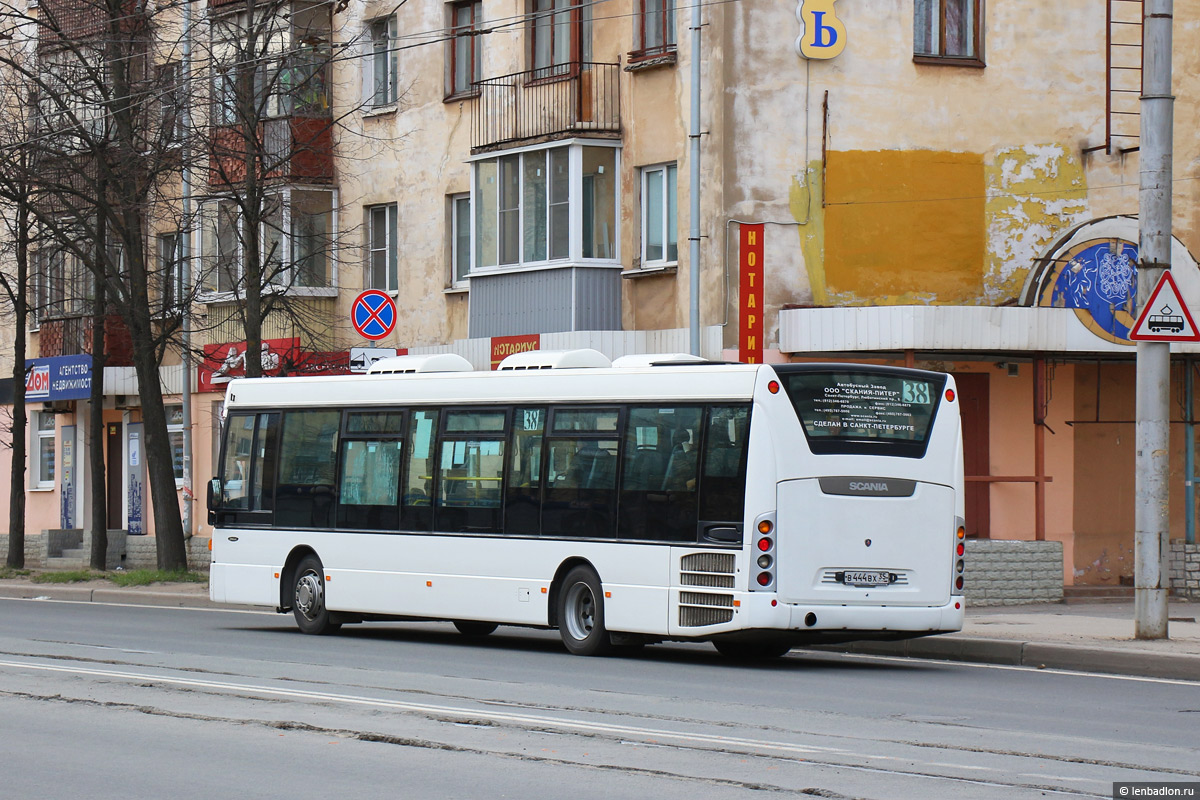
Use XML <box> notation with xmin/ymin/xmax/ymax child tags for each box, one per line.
<box><xmin>223</xmin><ymin>362</ymin><xmax>767</xmax><ymax>409</ymax></box>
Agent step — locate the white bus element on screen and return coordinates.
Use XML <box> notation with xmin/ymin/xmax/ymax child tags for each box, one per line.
<box><xmin>208</xmin><ymin>350</ymin><xmax>965</xmax><ymax>658</ymax></box>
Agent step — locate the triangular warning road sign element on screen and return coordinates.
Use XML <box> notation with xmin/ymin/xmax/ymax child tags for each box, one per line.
<box><xmin>1129</xmin><ymin>271</ymin><xmax>1200</xmax><ymax>342</ymax></box>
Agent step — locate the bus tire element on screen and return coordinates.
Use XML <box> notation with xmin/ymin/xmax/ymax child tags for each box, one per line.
<box><xmin>558</xmin><ymin>566</ymin><xmax>613</xmax><ymax>656</ymax></box>
<box><xmin>292</xmin><ymin>555</ymin><xmax>341</xmax><ymax>635</ymax></box>
<box><xmin>453</xmin><ymin>621</ymin><xmax>499</xmax><ymax>637</ymax></box>
<box><xmin>712</xmin><ymin>639</ymin><xmax>792</xmax><ymax>660</ymax></box>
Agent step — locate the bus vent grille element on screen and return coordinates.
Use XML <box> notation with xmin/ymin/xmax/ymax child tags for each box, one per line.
<box><xmin>679</xmin><ymin>591</ymin><xmax>735</xmax><ymax>627</ymax></box>
<box><xmin>680</xmin><ymin>552</ymin><xmax>736</xmax><ymax>588</ymax></box>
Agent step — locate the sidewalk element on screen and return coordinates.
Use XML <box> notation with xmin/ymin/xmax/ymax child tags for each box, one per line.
<box><xmin>1</xmin><ymin>576</ymin><xmax>1198</xmax><ymax>680</ymax></box>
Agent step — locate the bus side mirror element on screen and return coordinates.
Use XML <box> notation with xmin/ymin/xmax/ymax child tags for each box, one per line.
<box><xmin>207</xmin><ymin>478</ymin><xmax>220</xmax><ymax>525</ymax></box>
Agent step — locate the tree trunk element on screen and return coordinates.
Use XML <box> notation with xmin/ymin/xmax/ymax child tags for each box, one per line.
<box><xmin>126</xmin><ymin>329</ymin><xmax>187</xmax><ymax>571</ymax></box>
<box><xmin>6</xmin><ymin>196</ymin><xmax>29</xmax><ymax>569</ymax></box>
<box><xmin>88</xmin><ymin>275</ymin><xmax>108</xmax><ymax>571</ymax></box>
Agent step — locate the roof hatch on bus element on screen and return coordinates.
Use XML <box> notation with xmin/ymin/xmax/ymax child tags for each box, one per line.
<box><xmin>367</xmin><ymin>354</ymin><xmax>475</xmax><ymax>374</ymax></box>
<box><xmin>610</xmin><ymin>353</ymin><xmax>707</xmax><ymax>367</ymax></box>
<box><xmin>498</xmin><ymin>349</ymin><xmax>612</xmax><ymax>370</ymax></box>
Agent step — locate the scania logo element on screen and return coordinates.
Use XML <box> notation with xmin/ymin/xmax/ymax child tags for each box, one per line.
<box><xmin>849</xmin><ymin>481</ymin><xmax>888</xmax><ymax>492</ymax></box>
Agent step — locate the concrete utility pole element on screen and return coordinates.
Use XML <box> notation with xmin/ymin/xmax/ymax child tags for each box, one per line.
<box><xmin>687</xmin><ymin>0</ymin><xmax>702</xmax><ymax>356</ymax></box>
<box><xmin>1134</xmin><ymin>0</ymin><xmax>1174</xmax><ymax>639</ymax></box>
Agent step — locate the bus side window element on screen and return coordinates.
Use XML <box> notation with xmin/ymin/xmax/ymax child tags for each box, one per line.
<box><xmin>435</xmin><ymin>409</ymin><xmax>507</xmax><ymax>533</ymax></box>
<box><xmin>505</xmin><ymin>407</ymin><xmax>545</xmax><ymax>535</ymax></box>
<box><xmin>700</xmin><ymin>406</ymin><xmax>750</xmax><ymax>526</ymax></box>
<box><xmin>401</xmin><ymin>409</ymin><xmax>439</xmax><ymax>532</ymax></box>
<box><xmin>219</xmin><ymin>412</ymin><xmax>279</xmax><ymax>517</ymax></box>
<box><xmin>619</xmin><ymin>406</ymin><xmax>701</xmax><ymax>542</ymax></box>
<box><xmin>275</xmin><ymin>410</ymin><xmax>340</xmax><ymax>529</ymax></box>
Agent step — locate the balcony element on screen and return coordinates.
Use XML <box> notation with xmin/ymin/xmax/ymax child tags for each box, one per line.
<box><xmin>37</xmin><ymin>314</ymin><xmax>133</xmax><ymax>366</ymax></box>
<box><xmin>472</xmin><ymin>62</ymin><xmax>621</xmax><ymax>152</ymax></box>
<box><xmin>210</xmin><ymin>116</ymin><xmax>334</xmax><ymax>188</ymax></box>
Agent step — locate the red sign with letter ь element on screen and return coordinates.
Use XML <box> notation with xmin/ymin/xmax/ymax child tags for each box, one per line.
<box><xmin>739</xmin><ymin>223</ymin><xmax>764</xmax><ymax>364</ymax></box>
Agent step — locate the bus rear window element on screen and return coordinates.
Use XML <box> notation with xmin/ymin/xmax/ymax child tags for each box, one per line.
<box><xmin>777</xmin><ymin>368</ymin><xmax>945</xmax><ymax>457</ymax></box>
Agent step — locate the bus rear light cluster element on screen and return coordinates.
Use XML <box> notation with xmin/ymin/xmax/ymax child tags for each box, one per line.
<box><xmin>953</xmin><ymin>520</ymin><xmax>966</xmax><ymax>594</ymax></box>
<box><xmin>752</xmin><ymin>515</ymin><xmax>776</xmax><ymax>590</ymax></box>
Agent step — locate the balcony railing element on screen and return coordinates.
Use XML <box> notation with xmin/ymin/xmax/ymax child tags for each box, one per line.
<box><xmin>472</xmin><ymin>62</ymin><xmax>621</xmax><ymax>152</ymax></box>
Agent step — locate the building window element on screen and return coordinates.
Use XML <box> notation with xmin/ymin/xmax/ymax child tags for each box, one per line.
<box><xmin>914</xmin><ymin>0</ymin><xmax>983</xmax><ymax>64</ymax></box>
<box><xmin>450</xmin><ymin>193</ymin><xmax>471</xmax><ymax>287</ymax></box>
<box><xmin>167</xmin><ymin>404</ymin><xmax>185</xmax><ymax>483</ymax></box>
<box><xmin>447</xmin><ymin>1</ymin><xmax>482</xmax><ymax>97</ymax></box>
<box><xmin>158</xmin><ymin>233</ymin><xmax>185</xmax><ymax>312</ymax></box>
<box><xmin>633</xmin><ymin>0</ymin><xmax>675</xmax><ymax>58</ymax></box>
<box><xmin>200</xmin><ymin>189</ymin><xmax>336</xmax><ymax>295</ymax></box>
<box><xmin>32</xmin><ymin>411</ymin><xmax>55</xmax><ymax>489</ymax></box>
<box><xmin>159</xmin><ymin>62</ymin><xmax>184</xmax><ymax>144</ymax></box>
<box><xmin>473</xmin><ymin>143</ymin><xmax>618</xmax><ymax>272</ymax></box>
<box><xmin>640</xmin><ymin>163</ymin><xmax>677</xmax><ymax>267</ymax></box>
<box><xmin>367</xmin><ymin>203</ymin><xmax>398</xmax><ymax>292</ymax></box>
<box><xmin>530</xmin><ymin>0</ymin><xmax>591</xmax><ymax>78</ymax></box>
<box><xmin>366</xmin><ymin>16</ymin><xmax>398</xmax><ymax>108</ymax></box>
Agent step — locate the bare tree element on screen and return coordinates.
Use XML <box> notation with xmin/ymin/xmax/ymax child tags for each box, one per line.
<box><xmin>0</xmin><ymin>0</ymin><xmax>195</xmax><ymax>569</ymax></box>
<box><xmin>195</xmin><ymin>0</ymin><xmax>379</xmax><ymax>376</ymax></box>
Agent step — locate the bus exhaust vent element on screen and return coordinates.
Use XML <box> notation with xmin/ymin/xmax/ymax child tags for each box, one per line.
<box><xmin>497</xmin><ymin>348</ymin><xmax>611</xmax><ymax>370</ymax></box>
<box><xmin>680</xmin><ymin>552</ymin><xmax>736</xmax><ymax>588</ymax></box>
<box><xmin>679</xmin><ymin>592</ymin><xmax>735</xmax><ymax>627</ymax></box>
<box><xmin>367</xmin><ymin>354</ymin><xmax>475</xmax><ymax>374</ymax></box>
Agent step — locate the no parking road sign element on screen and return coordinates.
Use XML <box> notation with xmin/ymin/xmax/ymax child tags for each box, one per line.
<box><xmin>351</xmin><ymin>290</ymin><xmax>397</xmax><ymax>341</ymax></box>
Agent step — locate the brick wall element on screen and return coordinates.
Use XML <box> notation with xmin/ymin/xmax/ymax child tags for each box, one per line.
<box><xmin>963</xmin><ymin>539</ymin><xmax>1064</xmax><ymax>606</ymax></box>
<box><xmin>1170</xmin><ymin>542</ymin><xmax>1200</xmax><ymax>599</ymax></box>
<box><xmin>121</xmin><ymin>535</ymin><xmax>212</xmax><ymax>571</ymax></box>
<box><xmin>0</xmin><ymin>532</ymin><xmax>211</xmax><ymax>572</ymax></box>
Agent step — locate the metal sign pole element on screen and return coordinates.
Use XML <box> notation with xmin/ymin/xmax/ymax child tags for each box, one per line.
<box><xmin>1134</xmin><ymin>0</ymin><xmax>1173</xmax><ymax>639</ymax></box>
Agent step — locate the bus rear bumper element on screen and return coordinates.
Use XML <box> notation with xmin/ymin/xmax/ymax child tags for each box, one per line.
<box><xmin>733</xmin><ymin>593</ymin><xmax>964</xmax><ymax>640</ymax></box>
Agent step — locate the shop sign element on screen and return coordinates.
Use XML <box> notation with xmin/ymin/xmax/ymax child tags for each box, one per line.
<box><xmin>739</xmin><ymin>224</ymin><xmax>765</xmax><ymax>364</ymax></box>
<box><xmin>795</xmin><ymin>0</ymin><xmax>847</xmax><ymax>60</ymax></box>
<box><xmin>491</xmin><ymin>334</ymin><xmax>540</xmax><ymax>370</ymax></box>
<box><xmin>24</xmin><ymin>354</ymin><xmax>93</xmax><ymax>403</ymax></box>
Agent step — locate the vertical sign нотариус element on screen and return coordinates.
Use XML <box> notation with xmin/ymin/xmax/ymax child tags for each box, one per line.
<box><xmin>739</xmin><ymin>223</ymin><xmax>764</xmax><ymax>364</ymax></box>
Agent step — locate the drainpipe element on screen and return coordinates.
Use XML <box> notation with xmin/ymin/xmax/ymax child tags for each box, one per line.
<box><xmin>687</xmin><ymin>0</ymin><xmax>701</xmax><ymax>356</ymax></box>
<box><xmin>1187</xmin><ymin>360</ymin><xmax>1195</xmax><ymax>544</ymax></box>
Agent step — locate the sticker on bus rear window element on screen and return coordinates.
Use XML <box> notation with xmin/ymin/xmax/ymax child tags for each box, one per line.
<box><xmin>777</xmin><ymin>369</ymin><xmax>946</xmax><ymax>457</ymax></box>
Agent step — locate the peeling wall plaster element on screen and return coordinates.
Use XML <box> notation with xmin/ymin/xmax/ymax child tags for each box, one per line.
<box><xmin>985</xmin><ymin>144</ymin><xmax>1090</xmax><ymax>304</ymax></box>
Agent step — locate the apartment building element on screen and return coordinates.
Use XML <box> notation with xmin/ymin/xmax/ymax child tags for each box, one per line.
<box><xmin>4</xmin><ymin>0</ymin><xmax>1199</xmax><ymax>588</ymax></box>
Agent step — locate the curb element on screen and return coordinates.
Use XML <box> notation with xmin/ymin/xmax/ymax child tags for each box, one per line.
<box><xmin>812</xmin><ymin>637</ymin><xmax>1200</xmax><ymax>682</ymax></box>
<box><xmin>0</xmin><ymin>584</ymin><xmax>237</xmax><ymax>610</ymax></box>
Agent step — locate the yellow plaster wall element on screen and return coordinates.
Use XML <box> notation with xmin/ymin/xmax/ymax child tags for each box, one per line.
<box><xmin>819</xmin><ymin>150</ymin><xmax>985</xmax><ymax>305</ymax></box>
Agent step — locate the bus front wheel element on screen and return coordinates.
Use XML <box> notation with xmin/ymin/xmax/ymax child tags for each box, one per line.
<box><xmin>292</xmin><ymin>555</ymin><xmax>341</xmax><ymax>635</ymax></box>
<box><xmin>558</xmin><ymin>566</ymin><xmax>613</xmax><ymax>656</ymax></box>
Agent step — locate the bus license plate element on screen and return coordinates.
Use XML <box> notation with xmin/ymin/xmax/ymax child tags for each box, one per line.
<box><xmin>842</xmin><ymin>571</ymin><xmax>891</xmax><ymax>587</ymax></box>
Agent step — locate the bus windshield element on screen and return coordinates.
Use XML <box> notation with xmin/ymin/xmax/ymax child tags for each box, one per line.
<box><xmin>775</xmin><ymin>366</ymin><xmax>946</xmax><ymax>458</ymax></box>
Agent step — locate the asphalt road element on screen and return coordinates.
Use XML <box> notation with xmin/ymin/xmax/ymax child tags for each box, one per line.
<box><xmin>0</xmin><ymin>596</ymin><xmax>1197</xmax><ymax>800</ymax></box>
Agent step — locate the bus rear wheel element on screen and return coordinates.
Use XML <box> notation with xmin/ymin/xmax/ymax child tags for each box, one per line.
<box><xmin>558</xmin><ymin>566</ymin><xmax>612</xmax><ymax>656</ymax></box>
<box><xmin>292</xmin><ymin>555</ymin><xmax>341</xmax><ymax>635</ymax></box>
<box><xmin>712</xmin><ymin>639</ymin><xmax>792</xmax><ymax>660</ymax></box>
